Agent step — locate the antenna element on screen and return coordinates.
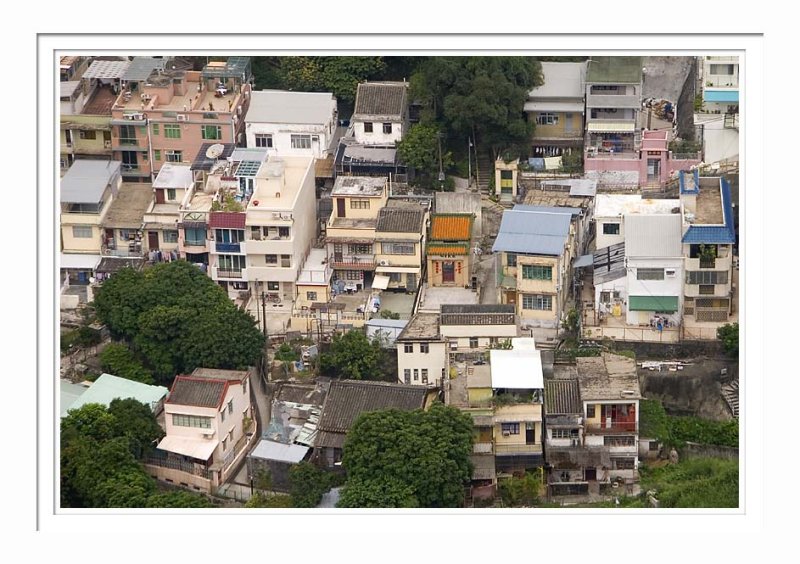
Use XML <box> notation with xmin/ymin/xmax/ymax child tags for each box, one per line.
<box><xmin>206</xmin><ymin>143</ymin><xmax>225</xmax><ymax>159</ymax></box>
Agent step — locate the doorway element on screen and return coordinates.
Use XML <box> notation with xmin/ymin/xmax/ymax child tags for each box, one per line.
<box><xmin>442</xmin><ymin>261</ymin><xmax>455</xmax><ymax>283</ymax></box>
<box><xmin>585</xmin><ymin>468</ymin><xmax>597</xmax><ymax>481</ymax></box>
<box><xmin>148</xmin><ymin>231</ymin><xmax>159</xmax><ymax>250</ymax></box>
<box><xmin>525</xmin><ymin>422</ymin><xmax>536</xmax><ymax>445</ymax></box>
<box><xmin>647</xmin><ymin>158</ymin><xmax>661</xmax><ymax>182</ymax></box>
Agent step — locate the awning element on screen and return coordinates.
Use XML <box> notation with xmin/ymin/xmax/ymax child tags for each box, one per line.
<box><xmin>375</xmin><ymin>266</ymin><xmax>420</xmax><ymax>274</ymax></box>
<box><xmin>704</xmin><ymin>89</ymin><xmax>739</xmax><ymax>103</ymax></box>
<box><xmin>60</xmin><ymin>253</ymin><xmax>102</xmax><ymax>270</ymax></box>
<box><xmin>372</xmin><ymin>274</ymin><xmax>390</xmax><ymax>290</ymax></box>
<box><xmin>587</xmin><ymin>121</ymin><xmax>636</xmax><ymax>133</ymax></box>
<box><xmin>573</xmin><ymin>254</ymin><xmax>594</xmax><ymax>268</ymax></box>
<box><xmin>628</xmin><ymin>296</ymin><xmax>679</xmax><ymax>312</ymax></box>
<box><xmin>157</xmin><ymin>435</ymin><xmax>216</xmax><ymax>461</ymax></box>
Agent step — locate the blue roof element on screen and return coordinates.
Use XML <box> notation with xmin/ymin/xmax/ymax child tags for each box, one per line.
<box><xmin>704</xmin><ymin>89</ymin><xmax>739</xmax><ymax>103</ymax></box>
<box><xmin>679</xmin><ymin>170</ymin><xmax>700</xmax><ymax>195</ymax></box>
<box><xmin>513</xmin><ymin>204</ymin><xmax>582</xmax><ymax>216</ymax></box>
<box><xmin>492</xmin><ymin>208</ymin><xmax>573</xmax><ymax>255</ymax></box>
<box><xmin>682</xmin><ymin>178</ymin><xmax>736</xmax><ymax>244</ymax></box>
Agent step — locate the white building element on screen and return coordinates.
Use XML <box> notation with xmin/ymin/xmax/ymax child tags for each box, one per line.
<box><xmin>245</xmin><ymin>90</ymin><xmax>338</xmax><ymax>158</ymax></box>
<box><xmin>350</xmin><ymin>81</ymin><xmax>409</xmax><ymax>146</ymax></box>
<box><xmin>395</xmin><ymin>313</ymin><xmax>448</xmax><ymax>387</ymax></box>
<box><xmin>594</xmin><ymin>195</ymin><xmax>680</xmax><ymax>250</ymax></box>
<box><xmin>439</xmin><ymin>304</ymin><xmax>519</xmax><ymax>352</ymax></box>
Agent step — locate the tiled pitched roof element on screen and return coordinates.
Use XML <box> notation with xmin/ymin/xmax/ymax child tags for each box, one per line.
<box><xmin>376</xmin><ymin>207</ymin><xmax>424</xmax><ymax>233</ymax></box>
<box><xmin>430</xmin><ymin>214</ymin><xmax>472</xmax><ymax>241</ymax></box>
<box><xmin>440</xmin><ymin>304</ymin><xmax>516</xmax><ymax>326</ymax></box>
<box><xmin>167</xmin><ymin>376</ymin><xmax>227</xmax><ymax>408</ymax></box>
<box><xmin>353</xmin><ymin>82</ymin><xmax>407</xmax><ymax>119</ymax></box>
<box><xmin>315</xmin><ymin>380</ymin><xmax>429</xmax><ymax>449</ymax></box>
<box><xmin>427</xmin><ymin>243</ymin><xmax>469</xmax><ymax>255</ymax></box>
<box><xmin>209</xmin><ymin>211</ymin><xmax>246</xmax><ymax>229</ymax></box>
<box><xmin>544</xmin><ymin>379</ymin><xmax>582</xmax><ymax>415</ymax></box>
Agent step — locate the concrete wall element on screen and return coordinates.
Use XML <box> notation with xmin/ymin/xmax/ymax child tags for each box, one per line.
<box><xmin>397</xmin><ymin>340</ymin><xmax>448</xmax><ymax>385</ymax></box>
<box><xmin>353</xmin><ymin>119</ymin><xmax>403</xmax><ymax>145</ymax></box>
<box><xmin>584</xmin><ymin>169</ymin><xmax>639</xmax><ymax>188</ymax></box>
<box><xmin>532</xmin><ymin>112</ymin><xmax>584</xmax><ymax>139</ymax></box>
<box><xmin>427</xmin><ymin>256</ymin><xmax>470</xmax><ymax>287</ymax></box>
<box><xmin>625</xmin><ymin>257</ymin><xmax>683</xmax><ymax>325</ymax></box>
<box><xmin>680</xmin><ymin>441</ymin><xmax>738</xmax><ymax>461</ymax></box>
<box><xmin>246</xmin><ymin>117</ymin><xmax>336</xmax><ymax>158</ymax></box>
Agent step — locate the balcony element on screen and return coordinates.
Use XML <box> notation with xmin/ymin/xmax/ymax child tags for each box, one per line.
<box><xmin>585</xmin><ymin>421</ymin><xmax>637</xmax><ymax>435</ymax></box>
<box><xmin>120</xmin><ymin>164</ymin><xmax>149</xmax><ymax>177</ymax></box>
<box><xmin>494</xmin><ymin>443</ymin><xmax>543</xmax><ymax>455</ymax></box>
<box><xmin>705</xmin><ymin>76</ymin><xmax>738</xmax><ymax>88</ymax></box>
<box><xmin>473</xmin><ymin>442</ymin><xmax>493</xmax><ymax>454</ymax></box>
<box><xmin>330</xmin><ymin>255</ymin><xmax>377</xmax><ymax>270</ymax></box>
<box><xmin>212</xmin><ymin>267</ymin><xmax>246</xmax><ymax>280</ymax></box>
<box><xmin>213</xmin><ymin>241</ymin><xmax>242</xmax><ymax>254</ymax></box>
<box><xmin>586</xmin><ymin>94</ymin><xmax>641</xmax><ymax>109</ymax></box>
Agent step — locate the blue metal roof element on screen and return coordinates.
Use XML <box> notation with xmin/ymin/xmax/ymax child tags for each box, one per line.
<box><xmin>492</xmin><ymin>209</ymin><xmax>572</xmax><ymax>255</ymax></box>
<box><xmin>704</xmin><ymin>89</ymin><xmax>739</xmax><ymax>103</ymax></box>
<box><xmin>682</xmin><ymin>178</ymin><xmax>736</xmax><ymax>244</ymax></box>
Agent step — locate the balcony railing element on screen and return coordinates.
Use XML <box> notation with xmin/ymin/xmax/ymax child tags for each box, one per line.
<box><xmin>585</xmin><ymin>151</ymin><xmax>638</xmax><ymax>159</ymax></box>
<box><xmin>118</xmin><ymin>138</ymin><xmax>141</xmax><ymax>146</ymax></box>
<box><xmin>585</xmin><ymin>421</ymin><xmax>638</xmax><ymax>434</ymax></box>
<box><xmin>330</xmin><ymin>255</ymin><xmax>376</xmax><ymax>270</ymax></box>
<box><xmin>184</xmin><ymin>239</ymin><xmax>206</xmax><ymax>247</ymax></box>
<box><xmin>494</xmin><ymin>443</ymin><xmax>542</xmax><ymax>455</ymax></box>
<box><xmin>216</xmin><ymin>268</ymin><xmax>243</xmax><ymax>279</ymax></box>
<box><xmin>699</xmin><ymin>257</ymin><xmax>716</xmax><ymax>269</ymax></box>
<box><xmin>705</xmin><ymin>76</ymin><xmax>738</xmax><ymax>88</ymax></box>
<box><xmin>215</xmin><ymin>241</ymin><xmax>241</xmax><ymax>253</ymax></box>
<box><xmin>473</xmin><ymin>442</ymin><xmax>493</xmax><ymax>454</ymax></box>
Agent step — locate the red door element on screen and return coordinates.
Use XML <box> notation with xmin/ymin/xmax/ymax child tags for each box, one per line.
<box><xmin>442</xmin><ymin>261</ymin><xmax>455</xmax><ymax>283</ymax></box>
<box><xmin>148</xmin><ymin>231</ymin><xmax>159</xmax><ymax>250</ymax></box>
<box><xmin>336</xmin><ymin>198</ymin><xmax>346</xmax><ymax>218</ymax></box>
<box><xmin>155</xmin><ymin>189</ymin><xmax>165</xmax><ymax>204</ymax></box>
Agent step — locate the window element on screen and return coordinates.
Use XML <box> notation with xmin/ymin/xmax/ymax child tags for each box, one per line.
<box><xmin>151</xmin><ymin>124</ymin><xmax>159</xmax><ymax>136</ymax></box>
<box><xmin>221</xmin><ymin>408</ymin><xmax>226</xmax><ymax>422</ymax></box>
<box><xmin>686</xmin><ymin>271</ymin><xmax>728</xmax><ymax>285</ymax></box>
<box><xmin>154</xmin><ymin>149</ymin><xmax>161</xmax><ymax>161</ymax></box>
<box><xmin>265</xmin><ymin>254</ymin><xmax>278</xmax><ymax>265</ymax></box>
<box><xmin>699</xmin><ymin>285</ymin><xmax>715</xmax><ymax>295</ymax></box>
<box><xmin>710</xmin><ymin>64</ymin><xmax>735</xmax><ymax>75</ymax></box>
<box><xmin>279</xmin><ymin>226</ymin><xmax>290</xmax><ymax>238</ymax></box>
<box><xmin>522</xmin><ymin>265</ymin><xmax>552</xmax><ymax>280</ymax></box>
<box><xmin>184</xmin><ymin>227</ymin><xmax>206</xmax><ymax>246</ymax></box>
<box><xmin>172</xmin><ymin>414</ymin><xmax>211</xmax><ymax>428</ymax></box>
<box><xmin>72</xmin><ymin>226</ymin><xmax>92</xmax><ymax>238</ymax></box>
<box><xmin>603</xmin><ymin>222</ymin><xmax>620</xmax><ymax>235</ymax></box>
<box><xmin>219</xmin><ymin>254</ymin><xmax>246</xmax><ymax>271</ymax></box>
<box><xmin>349</xmin><ymin>244</ymin><xmax>372</xmax><ymax>255</ymax></box>
<box><xmin>254</xmin><ymin>134</ymin><xmax>273</xmax><ymax>148</ymax></box>
<box><xmin>404</xmin><ymin>343</ymin><xmax>413</xmax><ymax>353</ymax></box>
<box><xmin>383</xmin><ymin>123</ymin><xmax>392</xmax><ymax>134</ymax></box>
<box><xmin>350</xmin><ymin>199</ymin><xmax>370</xmax><ymax>210</ymax></box>
<box><xmin>306</xmin><ymin>291</ymin><xmax>318</xmax><ymax>301</ymax></box>
<box><xmin>164</xmin><ymin>124</ymin><xmax>181</xmax><ymax>139</ymax></box>
<box><xmin>290</xmin><ymin>134</ymin><xmax>311</xmax><ymax>149</ymax></box>
<box><xmin>605</xmin><ymin>436</ymin><xmax>636</xmax><ymax>447</ymax></box>
<box><xmin>166</xmin><ymin>188</ymin><xmax>176</xmax><ymax>201</ymax></box>
<box><xmin>345</xmin><ymin>270</ymin><xmax>361</xmax><ymax>281</ymax></box>
<box><xmin>202</xmin><ymin>125</ymin><xmax>222</xmax><ymax>140</ymax></box>
<box><xmin>421</xmin><ymin>369</ymin><xmax>428</xmax><ymax>383</ymax></box>
<box><xmin>586</xmin><ymin>405</ymin><xmax>596</xmax><ymax>418</ymax></box>
<box><xmin>280</xmin><ymin>255</ymin><xmax>291</xmax><ymax>268</ymax></box>
<box><xmin>420</xmin><ymin>343</ymin><xmax>429</xmax><ymax>354</ymax></box>
<box><xmin>79</xmin><ymin>130</ymin><xmax>97</xmax><ymax>140</ymax></box>
<box><xmin>166</xmin><ymin>150</ymin><xmax>182</xmax><ymax>163</ymax></box>
<box><xmin>216</xmin><ymin>229</ymin><xmax>244</xmax><ymax>243</ymax></box>
<box><xmin>364</xmin><ymin>122</ymin><xmax>373</xmax><ymax>133</ymax></box>
<box><xmin>501</xmin><ymin>423</ymin><xmax>520</xmax><ymax>435</ymax></box>
<box><xmin>469</xmin><ymin>337</ymin><xmax>479</xmax><ymax>349</ymax></box>
<box><xmin>404</xmin><ymin>369</ymin><xmax>411</xmax><ymax>383</ymax></box>
<box><xmin>267</xmin><ymin>281</ymin><xmax>279</xmax><ymax>291</ymax></box>
<box><xmin>163</xmin><ymin>230</ymin><xmax>178</xmax><ymax>243</ymax></box>
<box><xmin>506</xmin><ymin>253</ymin><xmax>517</xmax><ymax>267</ymax></box>
<box><xmin>535</xmin><ymin>113</ymin><xmax>559</xmax><ymax>125</ymax></box>
<box><xmin>228</xmin><ymin>399</ymin><xmax>233</xmax><ymax>414</ymax></box>
<box><xmin>382</xmin><ymin>242</ymin><xmax>415</xmax><ymax>255</ymax></box>
<box><xmin>522</xmin><ymin>294</ymin><xmax>552</xmax><ymax>310</ymax></box>
<box><xmin>413</xmin><ymin>369</ymin><xmax>419</xmax><ymax>381</ymax></box>
<box><xmin>222</xmin><ymin>437</ymin><xmax>228</xmax><ymax>451</ymax></box>
<box><xmin>611</xmin><ymin>458</ymin><xmax>636</xmax><ymax>470</ymax></box>
<box><xmin>637</xmin><ymin>268</ymin><xmax>665</xmax><ymax>281</ymax></box>
<box><xmin>552</xmin><ymin>429</ymin><xmax>578</xmax><ymax>439</ymax></box>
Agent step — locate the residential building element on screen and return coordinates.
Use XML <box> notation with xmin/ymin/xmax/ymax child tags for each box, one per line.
<box><xmin>100</xmin><ymin>182</ymin><xmax>151</xmax><ymax>259</ymax></box>
<box><xmin>60</xmin><ymin>160</ymin><xmax>122</xmax><ymax>284</ymax></box>
<box><xmin>492</xmin><ymin>205</ymin><xmax>581</xmax><ymax>331</ymax></box>
<box><xmin>110</xmin><ymin>57</ymin><xmax>252</xmax><ymax>181</ymax></box>
<box><xmin>245</xmin><ymin>90</ymin><xmax>338</xmax><ymax>158</ymax></box>
<box><xmin>314</xmin><ymin>380</ymin><xmax>436</xmax><ymax>468</ymax></box>
<box><xmin>680</xmin><ymin>171</ymin><xmax>737</xmax><ymax>328</ymax></box>
<box><xmin>525</xmin><ymin>61</ymin><xmax>587</xmax><ymax>158</ymax></box>
<box><xmin>150</xmin><ymin>368</ymin><xmax>254</xmax><ymax>491</ymax></box>
<box><xmin>244</xmin><ymin>156</ymin><xmax>317</xmax><ymax>303</ymax></box>
<box><xmin>585</xmin><ymin>129</ymin><xmax>701</xmax><ymax>189</ymax></box>
<box><xmin>325</xmin><ymin>176</ymin><xmax>389</xmax><ymax>291</ymax></box>
<box><xmin>59</xmin><ymin>56</ymin><xmax>89</xmax><ymax>83</ymax></box>
<box><xmin>373</xmin><ymin>204</ymin><xmax>427</xmax><ymax>292</ymax></box>
<box><xmin>142</xmin><ymin>163</ymin><xmax>193</xmax><ymax>255</ymax></box>
<box><xmin>543</xmin><ymin>378</ymin><xmax>589</xmax><ymax>495</ymax></box>
<box><xmin>576</xmin><ymin>353</ymin><xmax>641</xmax><ymax>484</ymax></box>
<box><xmin>247</xmin><ymin>440</ymin><xmax>311</xmax><ymax>492</ymax></box>
<box><xmin>334</xmin><ymin>81</ymin><xmax>409</xmax><ymax>178</ymax></box>
<box><xmin>439</xmin><ymin>304</ymin><xmax>518</xmax><ymax>353</ymax></box>
<box><xmin>701</xmin><ymin>55</ymin><xmax>739</xmax><ymax>115</ymax></box>
<box><xmin>584</xmin><ymin>57</ymin><xmax>643</xmax><ymax>159</ymax></box>
<box><xmin>427</xmin><ymin>214</ymin><xmax>474</xmax><ymax>288</ymax></box>
<box><xmin>294</xmin><ymin>248</ymin><xmax>334</xmax><ymax>311</ymax></box>
<box><xmin>490</xmin><ymin>339</ymin><xmax>545</xmax><ymax>474</ymax></box>
<box><xmin>593</xmin><ymin>194</ymin><xmax>681</xmax><ymax>250</ymax></box>
<box><xmin>63</xmin><ymin>373</ymin><xmax>168</xmax><ymax>415</ymax></box>
<box><xmin>396</xmin><ymin>313</ymin><xmax>449</xmax><ymax>386</ymax></box>
<box><xmin>366</xmin><ymin>318</ymin><xmax>409</xmax><ymax>348</ymax></box>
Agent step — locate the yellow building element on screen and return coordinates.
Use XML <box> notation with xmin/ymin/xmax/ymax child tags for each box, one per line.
<box><xmin>374</xmin><ymin>203</ymin><xmax>427</xmax><ymax>292</ymax></box>
<box><xmin>427</xmin><ymin>213</ymin><xmax>473</xmax><ymax>288</ymax></box>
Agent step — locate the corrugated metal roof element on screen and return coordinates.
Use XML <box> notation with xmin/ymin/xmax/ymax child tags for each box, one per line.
<box><xmin>60</xmin><ymin>160</ymin><xmax>121</xmax><ymax>203</ymax></box>
<box><xmin>682</xmin><ymin>177</ymin><xmax>736</xmax><ymax>244</ymax></box>
<box><xmin>593</xmin><ymin>243</ymin><xmax>626</xmax><ymax>285</ymax></box>
<box><xmin>430</xmin><ymin>214</ymin><xmax>472</xmax><ymax>241</ymax></box>
<box><xmin>524</xmin><ymin>101</ymin><xmax>585</xmax><ymax>113</ymax></box>
<box><xmin>209</xmin><ymin>211</ymin><xmax>246</xmax><ymax>229</ymax></box>
<box><xmin>492</xmin><ymin>207</ymin><xmax>572</xmax><ymax>255</ymax></box>
<box><xmin>61</xmin><ymin>253</ymin><xmax>102</xmax><ymax>270</ymax></box>
<box><xmin>83</xmin><ymin>60</ymin><xmax>130</xmax><ymax>79</ymax></box>
<box><xmin>247</xmin><ymin>90</ymin><xmax>335</xmax><ymax>125</ymax></box>
<box><xmin>544</xmin><ymin>379</ymin><xmax>581</xmax><ymax>415</ymax></box>
<box><xmin>249</xmin><ymin>439</ymin><xmax>309</xmax><ymax>463</ymax></box>
<box><xmin>60</xmin><ymin>81</ymin><xmax>81</xmax><ymax>98</ymax></box>
<box><xmin>427</xmin><ymin>243</ymin><xmax>469</xmax><ymax>255</ymax></box>
<box><xmin>624</xmin><ymin>214</ymin><xmax>682</xmax><ymax>257</ymax></box>
<box><xmin>167</xmin><ymin>376</ymin><xmax>227</xmax><ymax>409</ymax></box>
<box><xmin>122</xmin><ymin>57</ymin><xmax>165</xmax><ymax>82</ymax></box>
<box><xmin>68</xmin><ymin>373</ymin><xmax>167</xmax><ymax>412</ymax></box>
<box><xmin>704</xmin><ymin>89</ymin><xmax>739</xmax><ymax>103</ymax></box>
<box><xmin>153</xmin><ymin>163</ymin><xmax>193</xmax><ymax>189</ymax></box>
<box><xmin>513</xmin><ymin>204</ymin><xmax>582</xmax><ymax>216</ymax></box>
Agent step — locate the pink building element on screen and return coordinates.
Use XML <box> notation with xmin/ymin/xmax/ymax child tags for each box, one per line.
<box><xmin>110</xmin><ymin>57</ymin><xmax>252</xmax><ymax>181</ymax></box>
<box><xmin>584</xmin><ymin>130</ymin><xmax>701</xmax><ymax>189</ymax></box>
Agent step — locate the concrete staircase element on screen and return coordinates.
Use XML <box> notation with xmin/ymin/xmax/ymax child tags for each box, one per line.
<box><xmin>476</xmin><ymin>152</ymin><xmax>493</xmax><ymax>194</ymax></box>
<box><xmin>720</xmin><ymin>377</ymin><xmax>739</xmax><ymax>418</ymax></box>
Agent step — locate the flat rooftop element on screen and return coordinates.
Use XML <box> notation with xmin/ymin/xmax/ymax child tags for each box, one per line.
<box><xmin>249</xmin><ymin>157</ymin><xmax>314</xmax><ymax>211</ymax></box>
<box><xmin>521</xmin><ymin>187</ymin><xmax>594</xmax><ymax>210</ymax></box>
<box><xmin>328</xmin><ymin>217</ymin><xmax>377</xmax><ymax>230</ymax></box>
<box><xmin>529</xmin><ymin>62</ymin><xmax>586</xmax><ymax>99</ymax></box>
<box><xmin>153</xmin><ymin>164</ymin><xmax>193</xmax><ymax>189</ymax></box>
<box><xmin>396</xmin><ymin>313</ymin><xmax>440</xmax><ymax>341</ymax></box>
<box><xmin>297</xmin><ymin>248</ymin><xmax>332</xmax><ymax>285</ymax></box>
<box><xmin>103</xmin><ymin>183</ymin><xmax>153</xmax><ymax>228</ymax></box>
<box><xmin>576</xmin><ymin>353</ymin><xmax>642</xmax><ymax>401</ymax></box>
<box><xmin>81</xmin><ymin>84</ymin><xmax>117</xmax><ymax>115</ymax></box>
<box><xmin>694</xmin><ymin>178</ymin><xmax>725</xmax><ymax>224</ymax></box>
<box><xmin>115</xmin><ymin>77</ymin><xmax>243</xmax><ymax>114</ymax></box>
<box><xmin>332</xmin><ymin>175</ymin><xmax>386</xmax><ymax>197</ymax></box>
<box><xmin>586</xmin><ymin>56</ymin><xmax>643</xmax><ymax>84</ymax></box>
<box><xmin>247</xmin><ymin>90</ymin><xmax>335</xmax><ymax>125</ymax></box>
<box><xmin>419</xmin><ymin>286</ymin><xmax>479</xmax><ymax>313</ymax></box>
<box><xmin>594</xmin><ymin>194</ymin><xmax>680</xmax><ymax>217</ymax></box>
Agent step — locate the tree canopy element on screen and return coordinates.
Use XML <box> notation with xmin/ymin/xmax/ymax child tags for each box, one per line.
<box><xmin>288</xmin><ymin>461</ymin><xmax>333</xmax><ymax>508</ymax></box>
<box><xmin>396</xmin><ymin>121</ymin><xmax>453</xmax><ymax>187</ymax></box>
<box><xmin>717</xmin><ymin>323</ymin><xmax>739</xmax><ymax>357</ymax></box>
<box><xmin>319</xmin><ymin>330</ymin><xmax>385</xmax><ymax>380</ymax></box>
<box><xmin>338</xmin><ymin>403</ymin><xmax>473</xmax><ymax>507</ymax></box>
<box><xmin>93</xmin><ymin>261</ymin><xmax>264</xmax><ymax>382</ymax></box>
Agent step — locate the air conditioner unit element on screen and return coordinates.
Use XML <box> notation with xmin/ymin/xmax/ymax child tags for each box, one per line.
<box><xmin>502</xmin><ymin>431</ymin><xmax>511</xmax><ymax>437</ymax></box>
<box><xmin>379</xmin><ymin>260</ymin><xmax>389</xmax><ymax>266</ymax></box>
<box><xmin>176</xmin><ymin>114</ymin><xmax>188</xmax><ymax>122</ymax></box>
<box><xmin>312</xmin><ymin>135</ymin><xmax>319</xmax><ymax>141</ymax></box>
<box><xmin>124</xmin><ymin>113</ymin><xmax>143</xmax><ymax>121</ymax></box>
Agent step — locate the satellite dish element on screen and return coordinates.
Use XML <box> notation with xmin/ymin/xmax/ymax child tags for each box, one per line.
<box><xmin>206</xmin><ymin>143</ymin><xmax>225</xmax><ymax>159</ymax></box>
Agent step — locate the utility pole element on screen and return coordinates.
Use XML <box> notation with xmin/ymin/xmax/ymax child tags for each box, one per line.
<box><xmin>437</xmin><ymin>131</ymin><xmax>445</xmax><ymax>191</ymax></box>
<box><xmin>467</xmin><ymin>136</ymin><xmax>472</xmax><ymax>188</ymax></box>
<box><xmin>260</xmin><ymin>291</ymin><xmax>268</xmax><ymax>340</ymax></box>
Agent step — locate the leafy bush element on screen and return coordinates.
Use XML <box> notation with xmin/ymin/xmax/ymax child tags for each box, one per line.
<box><xmin>641</xmin><ymin>458</ymin><xmax>738</xmax><ymax>508</ymax></box>
<box><xmin>274</xmin><ymin>343</ymin><xmax>298</xmax><ymax>363</ymax></box>
<box><xmin>499</xmin><ymin>471</ymin><xmax>542</xmax><ymax>507</ymax></box>
<box><xmin>379</xmin><ymin>309</ymin><xmax>401</xmax><ymax>320</ymax></box>
<box><xmin>288</xmin><ymin>462</ymin><xmax>333</xmax><ymax>508</ymax></box>
<box><xmin>717</xmin><ymin>323</ymin><xmax>739</xmax><ymax>357</ymax></box>
<box><xmin>245</xmin><ymin>492</ymin><xmax>293</xmax><ymax>508</ymax></box>
<box><xmin>99</xmin><ymin>343</ymin><xmax>155</xmax><ymax>385</ymax></box>
<box><xmin>669</xmin><ymin>416</ymin><xmax>739</xmax><ymax>448</ymax></box>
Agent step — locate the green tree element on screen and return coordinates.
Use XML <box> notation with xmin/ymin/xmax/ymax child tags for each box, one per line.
<box><xmin>341</xmin><ymin>403</ymin><xmax>473</xmax><ymax>507</ymax></box>
<box><xmin>245</xmin><ymin>492</ymin><xmax>293</xmax><ymax>508</ymax></box>
<box><xmin>107</xmin><ymin>398</ymin><xmax>165</xmax><ymax>459</ymax></box>
<box><xmin>274</xmin><ymin>343</ymin><xmax>298</xmax><ymax>363</ymax></box>
<box><xmin>278</xmin><ymin>57</ymin><xmax>387</xmax><ymax>106</ymax></box>
<box><xmin>288</xmin><ymin>462</ymin><xmax>332</xmax><ymax>508</ymax></box>
<box><xmin>337</xmin><ymin>477</ymin><xmax>418</xmax><ymax>508</ymax></box>
<box><xmin>498</xmin><ymin>471</ymin><xmax>542</xmax><ymax>507</ymax></box>
<box><xmin>396</xmin><ymin>122</ymin><xmax>453</xmax><ymax>186</ymax></box>
<box><xmin>146</xmin><ymin>491</ymin><xmax>214</xmax><ymax>508</ymax></box>
<box><xmin>717</xmin><ymin>323</ymin><xmax>739</xmax><ymax>357</ymax></box>
<box><xmin>319</xmin><ymin>330</ymin><xmax>383</xmax><ymax>380</ymax></box>
<box><xmin>99</xmin><ymin>343</ymin><xmax>155</xmax><ymax>385</ymax></box>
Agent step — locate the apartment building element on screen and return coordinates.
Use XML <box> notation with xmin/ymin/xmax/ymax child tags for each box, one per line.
<box><xmin>439</xmin><ymin>304</ymin><xmax>518</xmax><ymax>353</ymax></box>
<box><xmin>701</xmin><ymin>55</ymin><xmax>739</xmax><ymax>115</ymax></box>
<box><xmin>142</xmin><ymin>163</ymin><xmax>193</xmax><ymax>255</ymax></box>
<box><xmin>109</xmin><ymin>57</ymin><xmax>251</xmax><ymax>181</ymax></box>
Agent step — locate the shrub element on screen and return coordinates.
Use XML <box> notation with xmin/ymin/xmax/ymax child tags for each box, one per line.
<box><xmin>99</xmin><ymin>343</ymin><xmax>155</xmax><ymax>385</ymax></box>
